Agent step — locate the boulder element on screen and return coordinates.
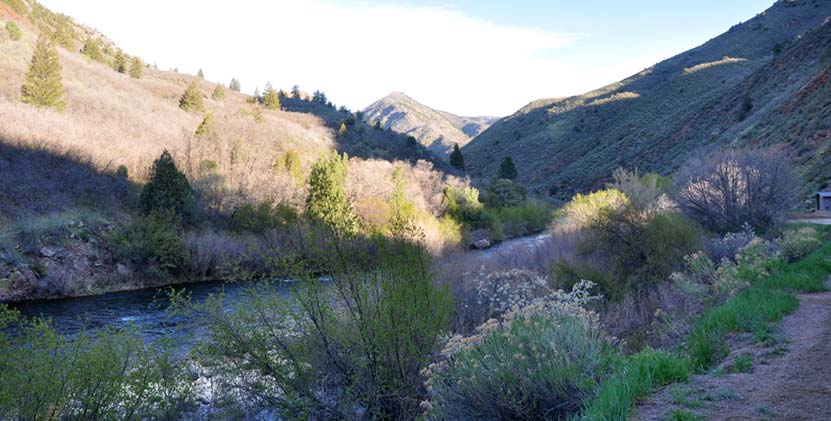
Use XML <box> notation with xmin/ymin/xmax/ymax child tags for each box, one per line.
<box><xmin>473</xmin><ymin>239</ymin><xmax>492</xmax><ymax>249</ymax></box>
<box><xmin>116</xmin><ymin>263</ymin><xmax>131</xmax><ymax>276</ymax></box>
<box><xmin>40</xmin><ymin>247</ymin><xmax>56</xmax><ymax>257</ymax></box>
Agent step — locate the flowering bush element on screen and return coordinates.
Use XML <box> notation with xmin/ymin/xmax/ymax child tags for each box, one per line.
<box><xmin>777</xmin><ymin>226</ymin><xmax>822</xmax><ymax>262</ymax></box>
<box><xmin>423</xmin><ymin>282</ymin><xmax>612</xmax><ymax>420</ymax></box>
<box><xmin>470</xmin><ymin>268</ymin><xmax>553</xmax><ymax>321</ymax></box>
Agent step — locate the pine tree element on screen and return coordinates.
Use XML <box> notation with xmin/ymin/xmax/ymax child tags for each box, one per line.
<box><xmin>139</xmin><ymin>150</ymin><xmax>195</xmax><ymax>220</ymax></box>
<box><xmin>197</xmin><ymin>68</ymin><xmax>204</xmax><ymax>79</ymax></box>
<box><xmin>81</xmin><ymin>37</ymin><xmax>102</xmax><ymax>61</ymax></box>
<box><xmin>306</xmin><ymin>152</ymin><xmax>358</xmax><ymax>235</ymax></box>
<box><xmin>263</xmin><ymin>83</ymin><xmax>281</xmax><ymax>110</ymax></box>
<box><xmin>498</xmin><ymin>156</ymin><xmax>517</xmax><ymax>180</ymax></box>
<box><xmin>6</xmin><ymin>21</ymin><xmax>22</xmax><ymax>42</ymax></box>
<box><xmin>252</xmin><ymin>105</ymin><xmax>264</xmax><ymax>123</ymax></box>
<box><xmin>129</xmin><ymin>57</ymin><xmax>143</xmax><ymax>79</ymax></box>
<box><xmin>113</xmin><ymin>50</ymin><xmax>127</xmax><ymax>73</ymax></box>
<box><xmin>389</xmin><ymin>166</ymin><xmax>416</xmax><ymax>237</ymax></box>
<box><xmin>21</xmin><ymin>34</ymin><xmax>65</xmax><ymax>112</ymax></box>
<box><xmin>291</xmin><ymin>85</ymin><xmax>301</xmax><ymax>98</ymax></box>
<box><xmin>450</xmin><ymin>143</ymin><xmax>465</xmax><ymax>171</ymax></box>
<box><xmin>338</xmin><ymin>122</ymin><xmax>348</xmax><ymax>137</ymax></box>
<box><xmin>229</xmin><ymin>78</ymin><xmax>241</xmax><ymax>92</ymax></box>
<box><xmin>195</xmin><ymin>113</ymin><xmax>215</xmax><ymax>138</ymax></box>
<box><xmin>179</xmin><ymin>81</ymin><xmax>205</xmax><ymax>112</ymax></box>
<box><xmin>211</xmin><ymin>85</ymin><xmax>226</xmax><ymax>100</ymax></box>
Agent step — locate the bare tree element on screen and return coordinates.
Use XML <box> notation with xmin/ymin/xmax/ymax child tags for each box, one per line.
<box><xmin>675</xmin><ymin>148</ymin><xmax>798</xmax><ymax>234</ymax></box>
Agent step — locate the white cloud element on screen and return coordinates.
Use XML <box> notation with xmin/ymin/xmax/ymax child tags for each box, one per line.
<box><xmin>41</xmin><ymin>0</ymin><xmax>655</xmax><ymax>116</ymax></box>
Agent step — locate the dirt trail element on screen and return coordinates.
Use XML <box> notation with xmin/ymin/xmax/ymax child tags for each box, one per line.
<box><xmin>636</xmin><ymin>287</ymin><xmax>831</xmax><ymax>420</ymax></box>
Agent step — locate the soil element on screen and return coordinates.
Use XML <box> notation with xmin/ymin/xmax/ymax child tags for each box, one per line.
<box><xmin>635</xmin><ymin>285</ymin><xmax>831</xmax><ymax>420</ymax></box>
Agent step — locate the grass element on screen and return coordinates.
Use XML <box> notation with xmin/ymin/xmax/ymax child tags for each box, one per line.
<box><xmin>580</xmin><ymin>234</ymin><xmax>831</xmax><ymax>419</ymax></box>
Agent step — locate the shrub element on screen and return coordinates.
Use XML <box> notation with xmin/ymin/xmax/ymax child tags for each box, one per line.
<box><xmin>676</xmin><ymin>148</ymin><xmax>798</xmax><ymax>234</ymax></box>
<box><xmin>113</xmin><ymin>51</ymin><xmax>127</xmax><ymax>73</ymax></box>
<box><xmin>81</xmin><ymin>37</ymin><xmax>102</xmax><ymax>61</ymax></box>
<box><xmin>5</xmin><ymin>21</ymin><xmax>22</xmax><ymax>41</ymax></box>
<box><xmin>138</xmin><ymin>150</ymin><xmax>195</xmax><ymax>221</ymax></box>
<box><xmin>425</xmin><ymin>284</ymin><xmax>614</xmax><ymax>420</ymax></box>
<box><xmin>493</xmin><ymin>200</ymin><xmax>552</xmax><ymax>238</ymax></box>
<box><xmin>444</xmin><ymin>186</ymin><xmax>490</xmax><ymax>228</ymax></box>
<box><xmin>194</xmin><ymin>113</ymin><xmax>215</xmax><ymax>138</ymax></box>
<box><xmin>498</xmin><ymin>156</ymin><xmax>518</xmax><ymax>180</ymax></box>
<box><xmin>179</xmin><ymin>81</ymin><xmax>205</xmax><ymax>112</ymax></box>
<box><xmin>231</xmin><ymin>201</ymin><xmax>297</xmax><ymax>233</ymax></box>
<box><xmin>211</xmin><ymin>84</ymin><xmax>225</xmax><ymax>100</ymax></box>
<box><xmin>777</xmin><ymin>226</ymin><xmax>822</xmax><ymax>262</ymax></box>
<box><xmin>556</xmin><ymin>189</ymin><xmax>628</xmax><ymax>231</ymax></box>
<box><xmin>262</xmin><ymin>82</ymin><xmax>280</xmax><ymax>110</ymax></box>
<box><xmin>110</xmin><ymin>214</ymin><xmax>188</xmax><ymax>278</ymax></box>
<box><xmin>449</xmin><ymin>143</ymin><xmax>464</xmax><ymax>170</ymax></box>
<box><xmin>21</xmin><ymin>34</ymin><xmax>65</xmax><ymax>111</ymax></box>
<box><xmin>484</xmin><ymin>178</ymin><xmax>527</xmax><ymax>207</ymax></box>
<box><xmin>128</xmin><ymin>57</ymin><xmax>143</xmax><ymax>79</ymax></box>
<box><xmin>306</xmin><ymin>153</ymin><xmax>359</xmax><ymax>235</ymax></box>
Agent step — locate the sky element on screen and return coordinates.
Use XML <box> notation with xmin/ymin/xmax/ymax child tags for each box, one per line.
<box><xmin>40</xmin><ymin>0</ymin><xmax>774</xmax><ymax>117</ymax></box>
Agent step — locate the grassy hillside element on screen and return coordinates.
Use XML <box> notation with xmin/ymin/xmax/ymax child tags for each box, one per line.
<box><xmin>463</xmin><ymin>0</ymin><xmax>831</xmax><ymax>198</ymax></box>
<box><xmin>363</xmin><ymin>92</ymin><xmax>498</xmax><ymax>158</ymax></box>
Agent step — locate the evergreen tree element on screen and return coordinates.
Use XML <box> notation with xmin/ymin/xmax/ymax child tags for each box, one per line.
<box><xmin>194</xmin><ymin>113</ymin><xmax>215</xmax><ymax>138</ymax></box>
<box><xmin>263</xmin><ymin>83</ymin><xmax>281</xmax><ymax>110</ymax></box>
<box><xmin>197</xmin><ymin>68</ymin><xmax>204</xmax><ymax>79</ymax></box>
<box><xmin>129</xmin><ymin>57</ymin><xmax>143</xmax><ymax>79</ymax></box>
<box><xmin>374</xmin><ymin>120</ymin><xmax>382</xmax><ymax>130</ymax></box>
<box><xmin>113</xmin><ymin>50</ymin><xmax>127</xmax><ymax>73</ymax></box>
<box><xmin>139</xmin><ymin>150</ymin><xmax>195</xmax><ymax>221</ymax></box>
<box><xmin>291</xmin><ymin>85</ymin><xmax>301</xmax><ymax>98</ymax></box>
<box><xmin>450</xmin><ymin>143</ymin><xmax>465</xmax><ymax>171</ymax></box>
<box><xmin>21</xmin><ymin>34</ymin><xmax>65</xmax><ymax>111</ymax></box>
<box><xmin>306</xmin><ymin>152</ymin><xmax>358</xmax><ymax>235</ymax></box>
<box><xmin>338</xmin><ymin>122</ymin><xmax>348</xmax><ymax>137</ymax></box>
<box><xmin>211</xmin><ymin>85</ymin><xmax>226</xmax><ymax>100</ymax></box>
<box><xmin>389</xmin><ymin>166</ymin><xmax>416</xmax><ymax>237</ymax></box>
<box><xmin>229</xmin><ymin>78</ymin><xmax>241</xmax><ymax>92</ymax></box>
<box><xmin>179</xmin><ymin>81</ymin><xmax>205</xmax><ymax>112</ymax></box>
<box><xmin>275</xmin><ymin>149</ymin><xmax>304</xmax><ymax>183</ymax></box>
<box><xmin>6</xmin><ymin>21</ymin><xmax>22</xmax><ymax>42</ymax></box>
<box><xmin>253</xmin><ymin>105</ymin><xmax>264</xmax><ymax>123</ymax></box>
<box><xmin>81</xmin><ymin>37</ymin><xmax>102</xmax><ymax>61</ymax></box>
<box><xmin>498</xmin><ymin>156</ymin><xmax>517</xmax><ymax>180</ymax></box>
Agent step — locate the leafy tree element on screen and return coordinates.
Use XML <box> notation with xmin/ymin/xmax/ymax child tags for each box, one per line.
<box><xmin>21</xmin><ymin>34</ymin><xmax>65</xmax><ymax>112</ymax></box>
<box><xmin>485</xmin><ymin>178</ymin><xmax>527</xmax><ymax>207</ymax></box>
<box><xmin>389</xmin><ymin>166</ymin><xmax>416</xmax><ymax>237</ymax></box>
<box><xmin>81</xmin><ymin>37</ymin><xmax>102</xmax><ymax>61</ymax></box>
<box><xmin>450</xmin><ymin>143</ymin><xmax>465</xmax><ymax>171</ymax></box>
<box><xmin>128</xmin><ymin>57</ymin><xmax>143</xmax><ymax>79</ymax></box>
<box><xmin>306</xmin><ymin>152</ymin><xmax>358</xmax><ymax>235</ymax></box>
<box><xmin>5</xmin><ymin>21</ymin><xmax>22</xmax><ymax>42</ymax></box>
<box><xmin>138</xmin><ymin>150</ymin><xmax>195</xmax><ymax>221</ymax></box>
<box><xmin>194</xmin><ymin>113</ymin><xmax>215</xmax><ymax>138</ymax></box>
<box><xmin>197</xmin><ymin>68</ymin><xmax>204</xmax><ymax>79</ymax></box>
<box><xmin>113</xmin><ymin>50</ymin><xmax>127</xmax><ymax>73</ymax></box>
<box><xmin>229</xmin><ymin>78</ymin><xmax>241</xmax><ymax>92</ymax></box>
<box><xmin>498</xmin><ymin>156</ymin><xmax>517</xmax><ymax>180</ymax></box>
<box><xmin>179</xmin><ymin>81</ymin><xmax>204</xmax><ymax>112</ymax></box>
<box><xmin>211</xmin><ymin>85</ymin><xmax>225</xmax><ymax>100</ymax></box>
<box><xmin>275</xmin><ymin>149</ymin><xmax>304</xmax><ymax>183</ymax></box>
<box><xmin>262</xmin><ymin>82</ymin><xmax>280</xmax><ymax>110</ymax></box>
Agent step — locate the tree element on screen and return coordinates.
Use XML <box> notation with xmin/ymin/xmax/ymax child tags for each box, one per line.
<box><xmin>306</xmin><ymin>153</ymin><xmax>358</xmax><ymax>235</ymax></box>
<box><xmin>229</xmin><ymin>78</ymin><xmax>241</xmax><ymax>92</ymax></box>
<box><xmin>498</xmin><ymin>156</ymin><xmax>518</xmax><ymax>180</ymax></box>
<box><xmin>737</xmin><ymin>95</ymin><xmax>753</xmax><ymax>122</ymax></box>
<box><xmin>113</xmin><ymin>50</ymin><xmax>127</xmax><ymax>73</ymax></box>
<box><xmin>676</xmin><ymin>148</ymin><xmax>798</xmax><ymax>234</ymax></box>
<box><xmin>6</xmin><ymin>21</ymin><xmax>22</xmax><ymax>42</ymax></box>
<box><xmin>21</xmin><ymin>34</ymin><xmax>65</xmax><ymax>112</ymax></box>
<box><xmin>389</xmin><ymin>166</ymin><xmax>416</xmax><ymax>237</ymax></box>
<box><xmin>194</xmin><ymin>113</ymin><xmax>215</xmax><ymax>138</ymax></box>
<box><xmin>139</xmin><ymin>150</ymin><xmax>195</xmax><ymax>221</ymax></box>
<box><xmin>312</xmin><ymin>90</ymin><xmax>327</xmax><ymax>104</ymax></box>
<box><xmin>211</xmin><ymin>85</ymin><xmax>225</xmax><ymax>100</ymax></box>
<box><xmin>81</xmin><ymin>37</ymin><xmax>102</xmax><ymax>61</ymax></box>
<box><xmin>129</xmin><ymin>57</ymin><xmax>143</xmax><ymax>79</ymax></box>
<box><xmin>179</xmin><ymin>81</ymin><xmax>204</xmax><ymax>112</ymax></box>
<box><xmin>450</xmin><ymin>143</ymin><xmax>465</xmax><ymax>171</ymax></box>
<box><xmin>262</xmin><ymin>82</ymin><xmax>281</xmax><ymax>110</ymax></box>
<box><xmin>291</xmin><ymin>84</ymin><xmax>301</xmax><ymax>98</ymax></box>
<box><xmin>338</xmin><ymin>122</ymin><xmax>348</xmax><ymax>137</ymax></box>
<box><xmin>197</xmin><ymin>68</ymin><xmax>204</xmax><ymax>79</ymax></box>
<box><xmin>275</xmin><ymin>149</ymin><xmax>304</xmax><ymax>183</ymax></box>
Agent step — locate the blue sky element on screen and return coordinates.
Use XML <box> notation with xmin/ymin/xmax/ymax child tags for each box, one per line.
<box><xmin>43</xmin><ymin>0</ymin><xmax>774</xmax><ymax>116</ymax></box>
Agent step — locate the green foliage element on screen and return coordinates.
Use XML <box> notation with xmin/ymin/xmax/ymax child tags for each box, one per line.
<box><xmin>338</xmin><ymin>121</ymin><xmax>347</xmax><ymax>137</ymax></box>
<box><xmin>228</xmin><ymin>77</ymin><xmax>241</xmax><ymax>92</ymax></box>
<box><xmin>138</xmin><ymin>150</ymin><xmax>195</xmax><ymax>221</ymax></box>
<box><xmin>81</xmin><ymin>37</ymin><xmax>102</xmax><ymax>61</ymax></box>
<box><xmin>178</xmin><ymin>81</ymin><xmax>204</xmax><ymax>112</ymax></box>
<box><xmin>388</xmin><ymin>166</ymin><xmax>416</xmax><ymax>237</ymax></box>
<box><xmin>1</xmin><ymin>0</ymin><xmax>26</xmax><ymax>15</ymax></box>
<box><xmin>262</xmin><ymin>82</ymin><xmax>280</xmax><ymax>110</ymax></box>
<box><xmin>21</xmin><ymin>34</ymin><xmax>64</xmax><ymax>112</ymax></box>
<box><xmin>113</xmin><ymin>50</ymin><xmax>127</xmax><ymax>73</ymax></box>
<box><xmin>484</xmin><ymin>178</ymin><xmax>527</xmax><ymax>207</ymax></box>
<box><xmin>110</xmin><ymin>213</ymin><xmax>188</xmax><ymax>278</ymax></box>
<box><xmin>498</xmin><ymin>155</ymin><xmax>517</xmax><ymax>180</ymax></box>
<box><xmin>305</xmin><ymin>152</ymin><xmax>358</xmax><ymax>235</ymax></box>
<box><xmin>274</xmin><ymin>149</ymin><xmax>304</xmax><ymax>183</ymax></box>
<box><xmin>115</xmin><ymin>164</ymin><xmax>128</xmax><ymax>179</ymax></box>
<box><xmin>449</xmin><ymin>143</ymin><xmax>465</xmax><ymax>170</ymax></box>
<box><xmin>5</xmin><ymin>21</ymin><xmax>21</xmax><ymax>41</ymax></box>
<box><xmin>777</xmin><ymin>226</ymin><xmax>822</xmax><ymax>262</ymax></box>
<box><xmin>231</xmin><ymin>201</ymin><xmax>297</xmax><ymax>233</ymax></box>
<box><xmin>194</xmin><ymin>112</ymin><xmax>215</xmax><ymax>138</ymax></box>
<box><xmin>128</xmin><ymin>56</ymin><xmax>143</xmax><ymax>79</ymax></box>
<box><xmin>189</xmin><ymin>236</ymin><xmax>453</xmax><ymax>419</ymax></box>
<box><xmin>731</xmin><ymin>354</ymin><xmax>753</xmax><ymax>373</ymax></box>
<box><xmin>211</xmin><ymin>84</ymin><xmax>225</xmax><ymax>100</ymax></box>
<box><xmin>444</xmin><ymin>186</ymin><xmax>490</xmax><ymax>228</ymax></box>
<box><xmin>426</xmin><ymin>296</ymin><xmax>615</xmax><ymax>420</ymax></box>
<box><xmin>557</xmin><ymin>188</ymin><xmax>628</xmax><ymax>230</ymax></box>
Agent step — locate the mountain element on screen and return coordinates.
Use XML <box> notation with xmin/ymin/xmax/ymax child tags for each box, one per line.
<box><xmin>363</xmin><ymin>92</ymin><xmax>498</xmax><ymax>158</ymax></box>
<box><xmin>463</xmin><ymin>0</ymin><xmax>831</xmax><ymax>198</ymax></box>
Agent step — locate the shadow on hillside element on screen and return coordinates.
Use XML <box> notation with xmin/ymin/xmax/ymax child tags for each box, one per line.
<box><xmin>0</xmin><ymin>140</ymin><xmax>136</xmax><ymax>218</ymax></box>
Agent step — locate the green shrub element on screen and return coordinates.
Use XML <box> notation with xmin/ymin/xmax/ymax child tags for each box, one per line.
<box><xmin>305</xmin><ymin>152</ymin><xmax>358</xmax><ymax>235</ymax></box>
<box><xmin>110</xmin><ymin>214</ymin><xmax>188</xmax><ymax>278</ymax></box>
<box><xmin>128</xmin><ymin>57</ymin><xmax>143</xmax><ymax>79</ymax></box>
<box><xmin>211</xmin><ymin>84</ymin><xmax>225</xmax><ymax>100</ymax></box>
<box><xmin>231</xmin><ymin>201</ymin><xmax>297</xmax><ymax>233</ymax></box>
<box><xmin>178</xmin><ymin>81</ymin><xmax>204</xmax><ymax>112</ymax></box>
<box><xmin>425</xmin><ymin>291</ymin><xmax>615</xmax><ymax>420</ymax></box>
<box><xmin>138</xmin><ymin>150</ymin><xmax>195</xmax><ymax>221</ymax></box>
<box><xmin>556</xmin><ymin>188</ymin><xmax>628</xmax><ymax>230</ymax></box>
<box><xmin>81</xmin><ymin>37</ymin><xmax>102</xmax><ymax>61</ymax></box>
<box><xmin>495</xmin><ymin>201</ymin><xmax>552</xmax><ymax>237</ymax></box>
<box><xmin>262</xmin><ymin>82</ymin><xmax>280</xmax><ymax>110</ymax></box>
<box><xmin>444</xmin><ymin>186</ymin><xmax>491</xmax><ymax>228</ymax></box>
<box><xmin>777</xmin><ymin>226</ymin><xmax>822</xmax><ymax>262</ymax></box>
<box><xmin>484</xmin><ymin>178</ymin><xmax>527</xmax><ymax>207</ymax></box>
<box><xmin>5</xmin><ymin>21</ymin><xmax>22</xmax><ymax>41</ymax></box>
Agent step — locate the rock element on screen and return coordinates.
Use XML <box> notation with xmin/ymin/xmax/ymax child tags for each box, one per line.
<box><xmin>473</xmin><ymin>239</ymin><xmax>492</xmax><ymax>249</ymax></box>
<box><xmin>116</xmin><ymin>263</ymin><xmax>131</xmax><ymax>276</ymax></box>
<box><xmin>77</xmin><ymin>221</ymin><xmax>84</xmax><ymax>228</ymax></box>
<box><xmin>40</xmin><ymin>247</ymin><xmax>56</xmax><ymax>257</ymax></box>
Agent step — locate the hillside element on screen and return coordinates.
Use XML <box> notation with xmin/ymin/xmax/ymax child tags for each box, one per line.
<box><xmin>463</xmin><ymin>0</ymin><xmax>831</xmax><ymax>198</ymax></box>
<box><xmin>363</xmin><ymin>92</ymin><xmax>498</xmax><ymax>158</ymax></box>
